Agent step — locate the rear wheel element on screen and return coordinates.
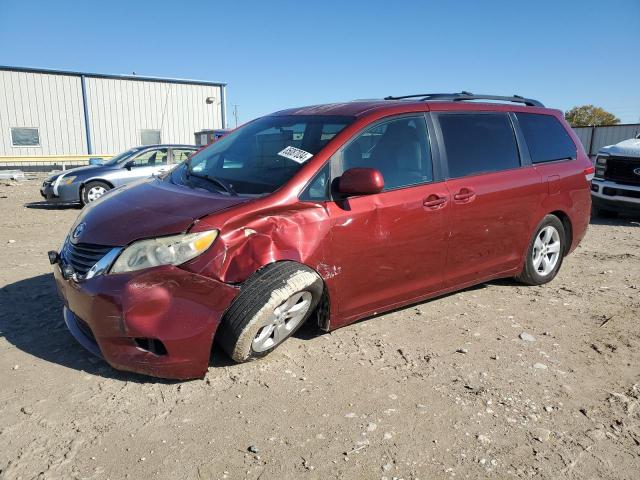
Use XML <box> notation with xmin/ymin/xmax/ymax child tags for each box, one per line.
<box><xmin>217</xmin><ymin>262</ymin><xmax>323</xmax><ymax>363</ymax></box>
<box><xmin>82</xmin><ymin>181</ymin><xmax>111</xmax><ymax>205</ymax></box>
<box><xmin>516</xmin><ymin>215</ymin><xmax>565</xmax><ymax>286</ymax></box>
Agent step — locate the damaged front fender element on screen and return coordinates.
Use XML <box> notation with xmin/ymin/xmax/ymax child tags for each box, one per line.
<box><xmin>188</xmin><ymin>203</ymin><xmax>335</xmax><ymax>285</ymax></box>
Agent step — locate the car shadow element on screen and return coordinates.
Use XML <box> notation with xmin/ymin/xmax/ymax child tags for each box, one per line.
<box><xmin>24</xmin><ymin>201</ymin><xmax>82</xmax><ymax>210</ymax></box>
<box><xmin>0</xmin><ymin>273</ymin><xmax>541</xmax><ymax>382</ymax></box>
<box><xmin>0</xmin><ymin>273</ymin><xmax>236</xmax><ymax>383</ymax></box>
<box><xmin>589</xmin><ymin>212</ymin><xmax>640</xmax><ymax>227</ymax></box>
<box><xmin>293</xmin><ymin>280</ymin><xmax>499</xmax><ymax>341</ymax></box>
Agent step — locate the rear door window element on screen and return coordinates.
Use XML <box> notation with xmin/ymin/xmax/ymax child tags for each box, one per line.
<box><xmin>171</xmin><ymin>148</ymin><xmax>195</xmax><ymax>164</ymax></box>
<box><xmin>438</xmin><ymin>113</ymin><xmax>520</xmax><ymax>178</ymax></box>
<box><xmin>515</xmin><ymin>113</ymin><xmax>576</xmax><ymax>163</ymax></box>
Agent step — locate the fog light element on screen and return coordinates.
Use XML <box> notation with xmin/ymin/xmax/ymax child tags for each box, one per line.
<box><xmin>134</xmin><ymin>338</ymin><xmax>168</xmax><ymax>356</ymax></box>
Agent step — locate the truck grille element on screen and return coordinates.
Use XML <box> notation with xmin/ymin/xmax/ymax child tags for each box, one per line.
<box><xmin>605</xmin><ymin>156</ymin><xmax>640</xmax><ymax>186</ymax></box>
<box><xmin>61</xmin><ymin>242</ymin><xmax>114</xmax><ymax>276</ymax></box>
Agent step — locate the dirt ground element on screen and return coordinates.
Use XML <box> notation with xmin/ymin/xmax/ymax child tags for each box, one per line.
<box><xmin>0</xmin><ymin>175</ymin><xmax>639</xmax><ymax>480</ymax></box>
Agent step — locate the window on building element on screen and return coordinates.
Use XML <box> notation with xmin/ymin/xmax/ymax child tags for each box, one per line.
<box><xmin>438</xmin><ymin>113</ymin><xmax>520</xmax><ymax>178</ymax></box>
<box><xmin>515</xmin><ymin>113</ymin><xmax>576</xmax><ymax>163</ymax></box>
<box><xmin>141</xmin><ymin>129</ymin><xmax>161</xmax><ymax>145</ymax></box>
<box><xmin>11</xmin><ymin>127</ymin><xmax>40</xmax><ymax>147</ymax></box>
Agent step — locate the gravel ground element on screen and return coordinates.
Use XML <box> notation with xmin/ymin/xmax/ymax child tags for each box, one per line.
<box><xmin>1</xmin><ymin>176</ymin><xmax>639</xmax><ymax>480</ymax></box>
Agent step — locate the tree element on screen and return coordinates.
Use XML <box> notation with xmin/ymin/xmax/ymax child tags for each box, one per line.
<box><xmin>564</xmin><ymin>105</ymin><xmax>620</xmax><ymax>127</ymax></box>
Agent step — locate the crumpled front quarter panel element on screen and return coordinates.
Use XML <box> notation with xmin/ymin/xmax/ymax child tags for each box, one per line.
<box><xmin>189</xmin><ymin>203</ymin><xmax>332</xmax><ymax>285</ymax></box>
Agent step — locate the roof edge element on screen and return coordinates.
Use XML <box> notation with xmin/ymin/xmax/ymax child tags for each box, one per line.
<box><xmin>0</xmin><ymin>65</ymin><xmax>226</xmax><ymax>87</ymax></box>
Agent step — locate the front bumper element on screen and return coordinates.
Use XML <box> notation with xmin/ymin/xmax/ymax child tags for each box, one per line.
<box><xmin>53</xmin><ymin>263</ymin><xmax>239</xmax><ymax>379</ymax></box>
<box><xmin>40</xmin><ymin>181</ymin><xmax>81</xmax><ymax>204</ymax></box>
<box><xmin>591</xmin><ymin>179</ymin><xmax>640</xmax><ymax>214</ymax></box>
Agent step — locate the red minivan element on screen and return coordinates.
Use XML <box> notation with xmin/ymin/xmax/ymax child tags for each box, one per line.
<box><xmin>49</xmin><ymin>93</ymin><xmax>594</xmax><ymax>379</ymax></box>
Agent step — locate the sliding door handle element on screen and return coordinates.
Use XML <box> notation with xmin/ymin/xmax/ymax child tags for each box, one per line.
<box><xmin>423</xmin><ymin>194</ymin><xmax>448</xmax><ymax>209</ymax></box>
<box><xmin>453</xmin><ymin>188</ymin><xmax>476</xmax><ymax>202</ymax></box>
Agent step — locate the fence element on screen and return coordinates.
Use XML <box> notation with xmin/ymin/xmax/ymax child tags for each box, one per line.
<box><xmin>573</xmin><ymin>124</ymin><xmax>640</xmax><ymax>159</ymax></box>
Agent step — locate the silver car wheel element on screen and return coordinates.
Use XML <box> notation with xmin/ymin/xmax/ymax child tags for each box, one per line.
<box><xmin>532</xmin><ymin>225</ymin><xmax>561</xmax><ymax>276</ymax></box>
<box><xmin>86</xmin><ymin>185</ymin><xmax>107</xmax><ymax>202</ymax></box>
<box><xmin>252</xmin><ymin>291</ymin><xmax>312</xmax><ymax>353</ymax></box>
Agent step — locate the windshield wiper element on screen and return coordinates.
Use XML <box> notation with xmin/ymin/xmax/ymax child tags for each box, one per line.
<box><xmin>186</xmin><ymin>169</ymin><xmax>238</xmax><ymax>196</ymax></box>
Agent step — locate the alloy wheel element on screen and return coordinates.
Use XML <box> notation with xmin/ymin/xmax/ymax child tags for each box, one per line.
<box><xmin>532</xmin><ymin>225</ymin><xmax>561</xmax><ymax>276</ymax></box>
<box><xmin>252</xmin><ymin>291</ymin><xmax>312</xmax><ymax>352</ymax></box>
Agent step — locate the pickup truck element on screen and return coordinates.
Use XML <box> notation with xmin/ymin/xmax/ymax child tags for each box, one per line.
<box><xmin>592</xmin><ymin>133</ymin><xmax>640</xmax><ymax>216</ymax></box>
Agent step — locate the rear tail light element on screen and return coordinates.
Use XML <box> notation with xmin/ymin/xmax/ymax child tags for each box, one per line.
<box><xmin>584</xmin><ymin>166</ymin><xmax>595</xmax><ymax>182</ymax></box>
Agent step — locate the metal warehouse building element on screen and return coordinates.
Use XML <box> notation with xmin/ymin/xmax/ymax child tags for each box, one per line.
<box><xmin>0</xmin><ymin>66</ymin><xmax>226</xmax><ymax>161</ymax></box>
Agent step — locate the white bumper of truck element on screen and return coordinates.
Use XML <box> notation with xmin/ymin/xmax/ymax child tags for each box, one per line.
<box><xmin>592</xmin><ymin>179</ymin><xmax>640</xmax><ymax>205</ymax></box>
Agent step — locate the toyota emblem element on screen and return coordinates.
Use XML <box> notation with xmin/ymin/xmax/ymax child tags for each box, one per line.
<box><xmin>634</xmin><ymin>167</ymin><xmax>640</xmax><ymax>176</ymax></box>
<box><xmin>72</xmin><ymin>222</ymin><xmax>86</xmax><ymax>239</ymax></box>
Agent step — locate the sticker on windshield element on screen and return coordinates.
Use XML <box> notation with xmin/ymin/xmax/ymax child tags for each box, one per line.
<box><xmin>278</xmin><ymin>146</ymin><xmax>313</xmax><ymax>164</ymax></box>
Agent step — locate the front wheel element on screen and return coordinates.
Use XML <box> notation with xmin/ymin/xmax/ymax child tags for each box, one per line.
<box><xmin>82</xmin><ymin>181</ymin><xmax>111</xmax><ymax>205</ymax></box>
<box><xmin>516</xmin><ymin>215</ymin><xmax>566</xmax><ymax>286</ymax></box>
<box><xmin>217</xmin><ymin>262</ymin><xmax>323</xmax><ymax>363</ymax></box>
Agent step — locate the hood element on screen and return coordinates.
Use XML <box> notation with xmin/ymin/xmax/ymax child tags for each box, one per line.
<box><xmin>599</xmin><ymin>138</ymin><xmax>640</xmax><ymax>158</ymax></box>
<box><xmin>70</xmin><ymin>178</ymin><xmax>250</xmax><ymax>246</ymax></box>
<box><xmin>47</xmin><ymin>164</ymin><xmax>111</xmax><ymax>181</ymax></box>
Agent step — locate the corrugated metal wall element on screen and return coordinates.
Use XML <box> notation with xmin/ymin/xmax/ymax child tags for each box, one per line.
<box><xmin>573</xmin><ymin>124</ymin><xmax>640</xmax><ymax>158</ymax></box>
<box><xmin>0</xmin><ymin>69</ymin><xmax>223</xmax><ymax>157</ymax></box>
<box><xmin>85</xmin><ymin>78</ymin><xmax>222</xmax><ymax>154</ymax></box>
<box><xmin>0</xmin><ymin>70</ymin><xmax>87</xmax><ymax>156</ymax></box>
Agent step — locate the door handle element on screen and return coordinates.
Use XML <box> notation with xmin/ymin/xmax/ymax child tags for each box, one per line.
<box><xmin>453</xmin><ymin>188</ymin><xmax>476</xmax><ymax>202</ymax></box>
<box><xmin>423</xmin><ymin>194</ymin><xmax>448</xmax><ymax>209</ymax></box>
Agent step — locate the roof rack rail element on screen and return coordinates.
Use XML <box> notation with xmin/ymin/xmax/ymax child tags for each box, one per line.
<box><xmin>384</xmin><ymin>91</ymin><xmax>544</xmax><ymax>107</ymax></box>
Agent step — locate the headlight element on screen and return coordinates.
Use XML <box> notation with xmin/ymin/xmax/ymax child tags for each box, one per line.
<box><xmin>62</xmin><ymin>176</ymin><xmax>77</xmax><ymax>185</ymax></box>
<box><xmin>594</xmin><ymin>155</ymin><xmax>608</xmax><ymax>179</ymax></box>
<box><xmin>110</xmin><ymin>230</ymin><xmax>218</xmax><ymax>274</ymax></box>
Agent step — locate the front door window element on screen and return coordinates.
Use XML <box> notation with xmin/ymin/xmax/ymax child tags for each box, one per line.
<box><xmin>341</xmin><ymin>116</ymin><xmax>433</xmax><ymax>190</ymax></box>
<box><xmin>131</xmin><ymin>149</ymin><xmax>168</xmax><ymax>168</ymax></box>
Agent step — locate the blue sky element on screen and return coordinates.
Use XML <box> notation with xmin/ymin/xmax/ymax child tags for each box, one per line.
<box><xmin>1</xmin><ymin>0</ymin><xmax>639</xmax><ymax>125</ymax></box>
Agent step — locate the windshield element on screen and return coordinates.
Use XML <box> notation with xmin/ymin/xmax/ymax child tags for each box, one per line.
<box><xmin>171</xmin><ymin>115</ymin><xmax>354</xmax><ymax>196</ymax></box>
<box><xmin>103</xmin><ymin>148</ymin><xmax>142</xmax><ymax>166</ymax></box>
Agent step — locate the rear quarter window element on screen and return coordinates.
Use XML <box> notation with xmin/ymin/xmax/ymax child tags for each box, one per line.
<box><xmin>515</xmin><ymin>113</ymin><xmax>576</xmax><ymax>163</ymax></box>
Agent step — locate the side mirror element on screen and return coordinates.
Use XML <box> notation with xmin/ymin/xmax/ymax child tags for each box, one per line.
<box><xmin>124</xmin><ymin>160</ymin><xmax>134</xmax><ymax>170</ymax></box>
<box><xmin>337</xmin><ymin>168</ymin><xmax>384</xmax><ymax>196</ymax></box>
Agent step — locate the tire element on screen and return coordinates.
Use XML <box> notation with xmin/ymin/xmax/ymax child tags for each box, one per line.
<box><xmin>217</xmin><ymin>262</ymin><xmax>323</xmax><ymax>363</ymax></box>
<box><xmin>516</xmin><ymin>215</ymin><xmax>566</xmax><ymax>286</ymax></box>
<box><xmin>592</xmin><ymin>206</ymin><xmax>618</xmax><ymax>218</ymax></box>
<box><xmin>82</xmin><ymin>181</ymin><xmax>111</xmax><ymax>205</ymax></box>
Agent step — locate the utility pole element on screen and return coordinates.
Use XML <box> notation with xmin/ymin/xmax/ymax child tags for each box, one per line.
<box><xmin>233</xmin><ymin>104</ymin><xmax>239</xmax><ymax>128</ymax></box>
